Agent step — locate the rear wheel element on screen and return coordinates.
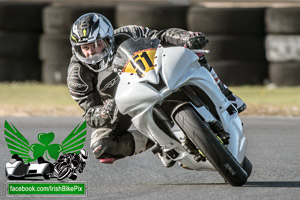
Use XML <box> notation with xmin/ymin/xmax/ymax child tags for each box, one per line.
<box><xmin>173</xmin><ymin>104</ymin><xmax>248</xmax><ymax>186</ymax></box>
<box><xmin>43</xmin><ymin>174</ymin><xmax>50</xmax><ymax>180</ymax></box>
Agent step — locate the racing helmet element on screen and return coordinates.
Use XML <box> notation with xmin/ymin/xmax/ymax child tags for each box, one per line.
<box><xmin>79</xmin><ymin>149</ymin><xmax>88</xmax><ymax>160</ymax></box>
<box><xmin>70</xmin><ymin>13</ymin><xmax>115</xmax><ymax>72</ymax></box>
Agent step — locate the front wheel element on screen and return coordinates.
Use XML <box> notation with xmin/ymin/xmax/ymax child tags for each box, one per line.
<box><xmin>55</xmin><ymin>163</ymin><xmax>72</xmax><ymax>181</ymax></box>
<box><xmin>173</xmin><ymin>104</ymin><xmax>249</xmax><ymax>186</ymax></box>
<box><xmin>242</xmin><ymin>156</ymin><xmax>252</xmax><ymax>178</ymax></box>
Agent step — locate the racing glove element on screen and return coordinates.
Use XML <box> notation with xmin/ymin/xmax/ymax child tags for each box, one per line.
<box><xmin>184</xmin><ymin>32</ymin><xmax>209</xmax><ymax>49</ymax></box>
<box><xmin>84</xmin><ymin>99</ymin><xmax>116</xmax><ymax>128</ymax></box>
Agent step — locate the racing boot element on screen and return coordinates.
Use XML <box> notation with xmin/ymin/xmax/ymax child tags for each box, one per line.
<box><xmin>158</xmin><ymin>151</ymin><xmax>176</xmax><ymax>168</ymax></box>
<box><xmin>222</xmin><ymin>88</ymin><xmax>247</xmax><ymax>113</ymax></box>
<box><xmin>211</xmin><ymin>69</ymin><xmax>247</xmax><ymax>113</ymax></box>
<box><xmin>200</xmin><ymin>59</ymin><xmax>247</xmax><ymax>113</ymax></box>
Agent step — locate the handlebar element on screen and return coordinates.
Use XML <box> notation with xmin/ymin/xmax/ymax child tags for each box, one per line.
<box><xmin>191</xmin><ymin>49</ymin><xmax>210</xmax><ymax>54</ymax></box>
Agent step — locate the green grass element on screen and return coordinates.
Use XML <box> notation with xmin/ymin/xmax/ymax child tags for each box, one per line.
<box><xmin>0</xmin><ymin>82</ymin><xmax>75</xmax><ymax>106</ymax></box>
<box><xmin>0</xmin><ymin>82</ymin><xmax>300</xmax><ymax>116</ymax></box>
<box><xmin>231</xmin><ymin>85</ymin><xmax>300</xmax><ymax>116</ymax></box>
<box><xmin>231</xmin><ymin>85</ymin><xmax>300</xmax><ymax>106</ymax></box>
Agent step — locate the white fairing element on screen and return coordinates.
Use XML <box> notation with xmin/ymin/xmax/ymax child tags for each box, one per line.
<box><xmin>6</xmin><ymin>161</ymin><xmax>48</xmax><ymax>177</ymax></box>
<box><xmin>6</xmin><ymin>161</ymin><xmax>22</xmax><ymax>176</ymax></box>
<box><xmin>28</xmin><ymin>163</ymin><xmax>48</xmax><ymax>174</ymax></box>
<box><xmin>115</xmin><ymin>45</ymin><xmax>247</xmax><ymax>171</ymax></box>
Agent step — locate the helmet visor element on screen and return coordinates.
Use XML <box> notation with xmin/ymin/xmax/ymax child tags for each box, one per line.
<box><xmin>74</xmin><ymin>39</ymin><xmax>110</xmax><ymax>65</ymax></box>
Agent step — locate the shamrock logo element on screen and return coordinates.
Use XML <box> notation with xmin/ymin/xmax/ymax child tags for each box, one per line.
<box><xmin>4</xmin><ymin>121</ymin><xmax>87</xmax><ymax>163</ymax></box>
<box><xmin>30</xmin><ymin>132</ymin><xmax>63</xmax><ymax>161</ymax></box>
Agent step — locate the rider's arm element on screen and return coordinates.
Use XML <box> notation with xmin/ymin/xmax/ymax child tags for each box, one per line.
<box><xmin>67</xmin><ymin>56</ymin><xmax>109</xmax><ymax>128</ymax></box>
<box><xmin>114</xmin><ymin>25</ymin><xmax>208</xmax><ymax>49</ymax></box>
<box><xmin>67</xmin><ymin>56</ymin><xmax>97</xmax><ymax>111</ymax></box>
<box><xmin>159</xmin><ymin>28</ymin><xmax>208</xmax><ymax>49</ymax></box>
<box><xmin>114</xmin><ymin>25</ymin><xmax>160</xmax><ymax>43</ymax></box>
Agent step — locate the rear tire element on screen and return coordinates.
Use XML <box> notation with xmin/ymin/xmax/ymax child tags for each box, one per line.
<box><xmin>173</xmin><ymin>104</ymin><xmax>248</xmax><ymax>186</ymax></box>
<box><xmin>43</xmin><ymin>174</ymin><xmax>50</xmax><ymax>180</ymax></box>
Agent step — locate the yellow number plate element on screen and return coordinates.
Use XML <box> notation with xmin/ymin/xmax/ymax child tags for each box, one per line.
<box><xmin>123</xmin><ymin>48</ymin><xmax>156</xmax><ymax>76</ymax></box>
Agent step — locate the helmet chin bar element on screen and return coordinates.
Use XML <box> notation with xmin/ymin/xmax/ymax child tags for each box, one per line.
<box><xmin>74</xmin><ymin>45</ymin><xmax>107</xmax><ymax>62</ymax></box>
<box><xmin>72</xmin><ymin>47</ymin><xmax>110</xmax><ymax>73</ymax></box>
<box><xmin>82</xmin><ymin>60</ymin><xmax>107</xmax><ymax>73</ymax></box>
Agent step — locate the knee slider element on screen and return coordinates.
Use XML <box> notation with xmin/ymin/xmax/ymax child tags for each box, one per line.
<box><xmin>90</xmin><ymin>129</ymin><xmax>135</xmax><ymax>160</ymax></box>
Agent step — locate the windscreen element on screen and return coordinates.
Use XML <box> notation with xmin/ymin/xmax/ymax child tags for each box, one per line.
<box><xmin>113</xmin><ymin>38</ymin><xmax>160</xmax><ymax>77</ymax></box>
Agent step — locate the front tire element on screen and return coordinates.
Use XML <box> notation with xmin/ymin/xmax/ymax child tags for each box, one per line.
<box><xmin>56</xmin><ymin>165</ymin><xmax>72</xmax><ymax>181</ymax></box>
<box><xmin>173</xmin><ymin>104</ymin><xmax>248</xmax><ymax>186</ymax></box>
<box><xmin>242</xmin><ymin>156</ymin><xmax>252</xmax><ymax>178</ymax></box>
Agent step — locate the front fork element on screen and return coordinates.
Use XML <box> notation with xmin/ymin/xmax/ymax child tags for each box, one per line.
<box><xmin>182</xmin><ymin>86</ymin><xmax>230</xmax><ymax>145</ymax></box>
<box><xmin>152</xmin><ymin>104</ymin><xmax>206</xmax><ymax>162</ymax></box>
<box><xmin>152</xmin><ymin>85</ymin><xmax>230</xmax><ymax>161</ymax></box>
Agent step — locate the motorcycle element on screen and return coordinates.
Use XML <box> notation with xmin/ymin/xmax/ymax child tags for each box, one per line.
<box><xmin>112</xmin><ymin>38</ymin><xmax>252</xmax><ymax>186</ymax></box>
<box><xmin>52</xmin><ymin>150</ymin><xmax>87</xmax><ymax>181</ymax></box>
<box><xmin>5</xmin><ymin>154</ymin><xmax>53</xmax><ymax>180</ymax></box>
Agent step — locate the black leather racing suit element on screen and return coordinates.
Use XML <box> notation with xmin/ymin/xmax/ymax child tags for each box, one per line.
<box><xmin>67</xmin><ymin>25</ymin><xmax>208</xmax><ymax>160</ymax></box>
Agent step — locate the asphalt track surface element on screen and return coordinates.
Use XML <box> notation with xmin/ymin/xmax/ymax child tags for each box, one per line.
<box><xmin>0</xmin><ymin>116</ymin><xmax>300</xmax><ymax>200</ymax></box>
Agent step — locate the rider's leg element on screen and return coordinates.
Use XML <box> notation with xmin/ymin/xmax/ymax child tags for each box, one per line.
<box><xmin>89</xmin><ymin>114</ymin><xmax>145</xmax><ymax>163</ymax></box>
<box><xmin>90</xmin><ymin>115</ymin><xmax>155</xmax><ymax>164</ymax></box>
<box><xmin>90</xmin><ymin>126</ymin><xmax>175</xmax><ymax>167</ymax></box>
<box><xmin>90</xmin><ymin>112</ymin><xmax>175</xmax><ymax>167</ymax></box>
<box><xmin>199</xmin><ymin>55</ymin><xmax>247</xmax><ymax>113</ymax></box>
<box><xmin>90</xmin><ymin>127</ymin><xmax>136</xmax><ymax>163</ymax></box>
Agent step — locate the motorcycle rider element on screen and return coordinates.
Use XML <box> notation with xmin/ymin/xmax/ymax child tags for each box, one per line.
<box><xmin>53</xmin><ymin>149</ymin><xmax>88</xmax><ymax>180</ymax></box>
<box><xmin>67</xmin><ymin>13</ymin><xmax>246</xmax><ymax>166</ymax></box>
